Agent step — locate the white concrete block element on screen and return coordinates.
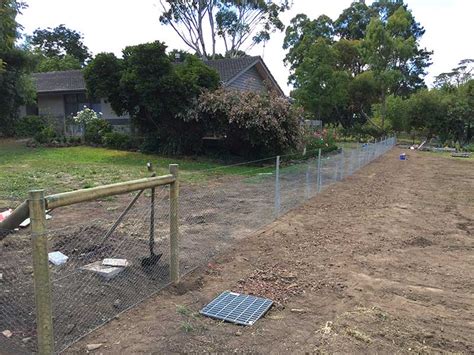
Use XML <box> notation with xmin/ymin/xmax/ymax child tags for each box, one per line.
<box><xmin>81</xmin><ymin>261</ymin><xmax>125</xmax><ymax>280</ymax></box>
<box><xmin>48</xmin><ymin>251</ymin><xmax>68</xmax><ymax>265</ymax></box>
<box><xmin>102</xmin><ymin>258</ymin><xmax>129</xmax><ymax>267</ymax></box>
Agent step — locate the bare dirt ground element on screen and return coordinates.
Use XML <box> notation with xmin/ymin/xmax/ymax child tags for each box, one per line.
<box><xmin>60</xmin><ymin>148</ymin><xmax>474</xmax><ymax>354</ymax></box>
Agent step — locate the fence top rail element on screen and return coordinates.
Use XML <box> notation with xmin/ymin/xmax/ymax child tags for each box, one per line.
<box><xmin>0</xmin><ymin>174</ymin><xmax>176</xmax><ymax>234</ymax></box>
<box><xmin>46</xmin><ymin>174</ymin><xmax>176</xmax><ymax>209</ymax></box>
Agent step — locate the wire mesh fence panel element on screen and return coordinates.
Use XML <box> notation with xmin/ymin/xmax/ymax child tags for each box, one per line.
<box><xmin>178</xmin><ymin>160</ymin><xmax>277</xmax><ymax>274</ymax></box>
<box><xmin>45</xmin><ymin>186</ymin><xmax>172</xmax><ymax>352</ymax></box>
<box><xmin>0</xmin><ymin>228</ymin><xmax>37</xmax><ymax>354</ymax></box>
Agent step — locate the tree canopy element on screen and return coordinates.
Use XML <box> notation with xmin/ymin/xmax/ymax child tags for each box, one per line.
<box><xmin>434</xmin><ymin>59</ymin><xmax>474</xmax><ymax>89</ymax></box>
<box><xmin>382</xmin><ymin>79</ymin><xmax>473</xmax><ymax>144</ymax></box>
<box><xmin>84</xmin><ymin>41</ymin><xmax>220</xmax><ymax>153</ymax></box>
<box><xmin>159</xmin><ymin>0</ymin><xmax>290</xmax><ymax>59</ymax></box>
<box><xmin>30</xmin><ymin>24</ymin><xmax>91</xmax><ymax>66</ymax></box>
<box><xmin>284</xmin><ymin>0</ymin><xmax>432</xmax><ymax>130</ymax></box>
<box><xmin>0</xmin><ymin>0</ymin><xmax>35</xmax><ymax>136</ymax></box>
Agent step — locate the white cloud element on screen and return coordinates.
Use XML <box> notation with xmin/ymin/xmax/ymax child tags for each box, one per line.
<box><xmin>18</xmin><ymin>0</ymin><xmax>474</xmax><ymax>94</ymax></box>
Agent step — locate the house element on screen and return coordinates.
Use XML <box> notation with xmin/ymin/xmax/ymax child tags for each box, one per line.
<box><xmin>20</xmin><ymin>70</ymin><xmax>130</xmax><ymax>134</ymax></box>
<box><xmin>20</xmin><ymin>56</ymin><xmax>284</xmax><ymax>131</ymax></box>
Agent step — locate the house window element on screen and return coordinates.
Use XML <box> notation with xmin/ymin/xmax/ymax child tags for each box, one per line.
<box><xmin>64</xmin><ymin>93</ymin><xmax>101</xmax><ymax>117</ymax></box>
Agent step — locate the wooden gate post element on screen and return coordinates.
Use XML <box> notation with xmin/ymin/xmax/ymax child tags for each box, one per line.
<box><xmin>169</xmin><ymin>164</ymin><xmax>180</xmax><ymax>283</ymax></box>
<box><xmin>28</xmin><ymin>190</ymin><xmax>54</xmax><ymax>355</ymax></box>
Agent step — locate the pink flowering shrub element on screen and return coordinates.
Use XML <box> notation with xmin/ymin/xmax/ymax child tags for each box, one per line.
<box><xmin>304</xmin><ymin>128</ymin><xmax>338</xmax><ymax>153</ymax></box>
<box><xmin>189</xmin><ymin>88</ymin><xmax>303</xmax><ymax>157</ymax></box>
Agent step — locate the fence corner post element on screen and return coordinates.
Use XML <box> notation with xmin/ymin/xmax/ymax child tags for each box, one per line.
<box><xmin>28</xmin><ymin>189</ymin><xmax>54</xmax><ymax>355</ymax></box>
<box><xmin>169</xmin><ymin>164</ymin><xmax>180</xmax><ymax>284</ymax></box>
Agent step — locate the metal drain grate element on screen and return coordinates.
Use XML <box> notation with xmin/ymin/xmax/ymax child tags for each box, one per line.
<box><xmin>200</xmin><ymin>291</ymin><xmax>273</xmax><ymax>326</ymax></box>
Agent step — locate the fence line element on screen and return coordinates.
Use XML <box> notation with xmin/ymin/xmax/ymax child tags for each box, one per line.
<box><xmin>0</xmin><ymin>136</ymin><xmax>396</xmax><ymax>354</ymax></box>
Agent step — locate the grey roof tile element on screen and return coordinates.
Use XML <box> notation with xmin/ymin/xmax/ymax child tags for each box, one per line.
<box><xmin>205</xmin><ymin>56</ymin><xmax>260</xmax><ymax>83</ymax></box>
<box><xmin>32</xmin><ymin>70</ymin><xmax>85</xmax><ymax>93</ymax></box>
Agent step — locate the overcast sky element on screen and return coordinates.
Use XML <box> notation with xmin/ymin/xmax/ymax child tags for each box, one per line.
<box><xmin>18</xmin><ymin>0</ymin><xmax>473</xmax><ymax>94</ymax></box>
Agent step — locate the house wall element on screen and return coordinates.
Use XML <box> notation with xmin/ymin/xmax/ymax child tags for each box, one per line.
<box><xmin>20</xmin><ymin>94</ymin><xmax>130</xmax><ymax>131</ymax></box>
<box><xmin>100</xmin><ymin>99</ymin><xmax>130</xmax><ymax>124</ymax></box>
<box><xmin>227</xmin><ymin>66</ymin><xmax>267</xmax><ymax>92</ymax></box>
<box><xmin>37</xmin><ymin>93</ymin><xmax>65</xmax><ymax>118</ymax></box>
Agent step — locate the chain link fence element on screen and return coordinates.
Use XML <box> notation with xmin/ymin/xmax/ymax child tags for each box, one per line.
<box><xmin>0</xmin><ymin>137</ymin><xmax>395</xmax><ymax>353</ymax></box>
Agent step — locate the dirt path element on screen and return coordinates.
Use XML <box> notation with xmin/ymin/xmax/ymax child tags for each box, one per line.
<box><xmin>62</xmin><ymin>148</ymin><xmax>472</xmax><ymax>353</ymax></box>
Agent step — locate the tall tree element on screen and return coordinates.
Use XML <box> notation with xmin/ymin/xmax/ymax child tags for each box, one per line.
<box><xmin>32</xmin><ymin>53</ymin><xmax>82</xmax><ymax>72</ymax></box>
<box><xmin>0</xmin><ymin>0</ymin><xmax>35</xmax><ymax>136</ymax></box>
<box><xmin>434</xmin><ymin>59</ymin><xmax>474</xmax><ymax>89</ymax></box>
<box><xmin>283</xmin><ymin>14</ymin><xmax>334</xmax><ymax>83</ymax></box>
<box><xmin>31</xmin><ymin>24</ymin><xmax>91</xmax><ymax>66</ymax></box>
<box><xmin>84</xmin><ymin>42</ymin><xmax>220</xmax><ymax>153</ymax></box>
<box><xmin>383</xmin><ymin>80</ymin><xmax>473</xmax><ymax>144</ymax></box>
<box><xmin>159</xmin><ymin>0</ymin><xmax>290</xmax><ymax>59</ymax></box>
<box><xmin>334</xmin><ymin>1</ymin><xmax>371</xmax><ymax>40</ymax></box>
<box><xmin>285</xmin><ymin>0</ymin><xmax>431</xmax><ymax>131</ymax></box>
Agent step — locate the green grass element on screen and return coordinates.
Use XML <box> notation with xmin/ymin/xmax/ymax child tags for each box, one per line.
<box><xmin>0</xmin><ymin>139</ymin><xmax>275</xmax><ymax>200</ymax></box>
<box><xmin>421</xmin><ymin>150</ymin><xmax>473</xmax><ymax>160</ymax></box>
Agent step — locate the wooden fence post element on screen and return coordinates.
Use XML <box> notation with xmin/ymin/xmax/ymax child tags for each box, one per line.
<box><xmin>28</xmin><ymin>190</ymin><xmax>54</xmax><ymax>355</ymax></box>
<box><xmin>169</xmin><ymin>164</ymin><xmax>180</xmax><ymax>283</ymax></box>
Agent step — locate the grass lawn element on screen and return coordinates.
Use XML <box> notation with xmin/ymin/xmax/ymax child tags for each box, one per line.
<box><xmin>421</xmin><ymin>150</ymin><xmax>473</xmax><ymax>160</ymax></box>
<box><xmin>0</xmin><ymin>139</ymin><xmax>275</xmax><ymax>200</ymax></box>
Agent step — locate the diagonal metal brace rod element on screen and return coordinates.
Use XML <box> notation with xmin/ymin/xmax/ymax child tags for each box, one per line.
<box><xmin>99</xmin><ymin>190</ymin><xmax>144</xmax><ymax>247</ymax></box>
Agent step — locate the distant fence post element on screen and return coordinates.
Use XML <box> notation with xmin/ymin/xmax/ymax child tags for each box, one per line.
<box><xmin>316</xmin><ymin>149</ymin><xmax>322</xmax><ymax>193</ymax></box>
<box><xmin>339</xmin><ymin>150</ymin><xmax>345</xmax><ymax>180</ymax></box>
<box><xmin>169</xmin><ymin>164</ymin><xmax>180</xmax><ymax>284</ymax></box>
<box><xmin>29</xmin><ymin>189</ymin><xmax>54</xmax><ymax>355</ymax></box>
<box><xmin>149</xmin><ymin>188</ymin><xmax>155</xmax><ymax>260</ymax></box>
<box><xmin>274</xmin><ymin>156</ymin><xmax>281</xmax><ymax>216</ymax></box>
<box><xmin>350</xmin><ymin>148</ymin><xmax>355</xmax><ymax>175</ymax></box>
<box><xmin>305</xmin><ymin>160</ymin><xmax>311</xmax><ymax>199</ymax></box>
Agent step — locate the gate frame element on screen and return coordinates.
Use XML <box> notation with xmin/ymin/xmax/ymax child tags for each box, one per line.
<box><xmin>28</xmin><ymin>165</ymin><xmax>179</xmax><ymax>354</ymax></box>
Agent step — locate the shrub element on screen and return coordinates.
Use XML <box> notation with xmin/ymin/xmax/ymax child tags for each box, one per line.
<box><xmin>304</xmin><ymin>128</ymin><xmax>338</xmax><ymax>153</ymax></box>
<box><xmin>140</xmin><ymin>134</ymin><xmax>161</xmax><ymax>153</ymax></box>
<box><xmin>73</xmin><ymin>107</ymin><xmax>102</xmax><ymax>126</ymax></box>
<box><xmin>67</xmin><ymin>136</ymin><xmax>82</xmax><ymax>145</ymax></box>
<box><xmin>73</xmin><ymin>107</ymin><xmax>103</xmax><ymax>142</ymax></box>
<box><xmin>192</xmin><ymin>88</ymin><xmax>303</xmax><ymax>158</ymax></box>
<box><xmin>103</xmin><ymin>131</ymin><xmax>133</xmax><ymax>150</ymax></box>
<box><xmin>34</xmin><ymin>126</ymin><xmax>57</xmax><ymax>144</ymax></box>
<box><xmin>84</xmin><ymin>118</ymin><xmax>112</xmax><ymax>144</ymax></box>
<box><xmin>463</xmin><ymin>143</ymin><xmax>474</xmax><ymax>152</ymax></box>
<box><xmin>15</xmin><ymin>115</ymin><xmax>50</xmax><ymax>138</ymax></box>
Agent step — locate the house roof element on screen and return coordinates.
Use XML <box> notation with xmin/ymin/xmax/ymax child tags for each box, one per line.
<box><xmin>31</xmin><ymin>56</ymin><xmax>284</xmax><ymax>96</ymax></box>
<box><xmin>205</xmin><ymin>56</ymin><xmax>285</xmax><ymax>95</ymax></box>
<box><xmin>205</xmin><ymin>56</ymin><xmax>260</xmax><ymax>83</ymax></box>
<box><xmin>32</xmin><ymin>70</ymin><xmax>85</xmax><ymax>93</ymax></box>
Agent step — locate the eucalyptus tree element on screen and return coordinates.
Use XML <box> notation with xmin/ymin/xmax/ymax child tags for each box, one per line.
<box><xmin>159</xmin><ymin>0</ymin><xmax>290</xmax><ymax>59</ymax></box>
